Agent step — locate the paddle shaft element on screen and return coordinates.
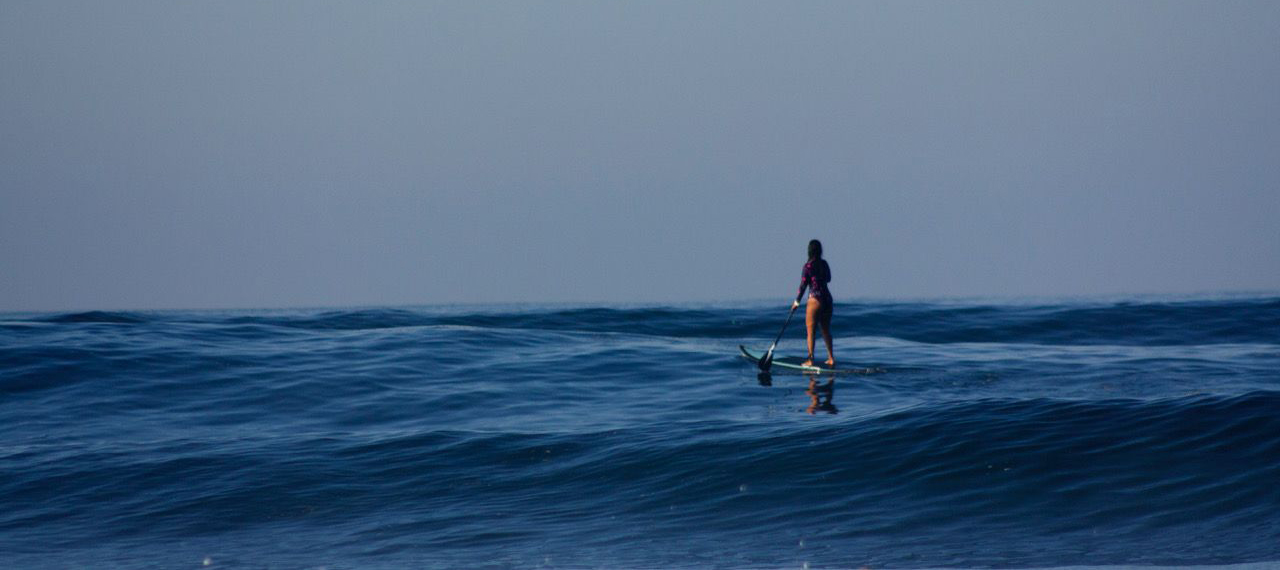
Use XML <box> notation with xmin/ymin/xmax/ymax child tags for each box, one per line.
<box><xmin>761</xmin><ymin>302</ymin><xmax>799</xmax><ymax>368</ymax></box>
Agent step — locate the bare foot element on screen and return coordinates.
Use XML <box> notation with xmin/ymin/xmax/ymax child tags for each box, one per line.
<box><xmin>825</xmin><ymin>358</ymin><xmax>836</xmax><ymax>367</ymax></box>
<box><xmin>802</xmin><ymin>359</ymin><xmax>814</xmax><ymax>367</ymax></box>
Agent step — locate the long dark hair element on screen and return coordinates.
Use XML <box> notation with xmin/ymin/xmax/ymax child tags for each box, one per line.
<box><xmin>807</xmin><ymin>239</ymin><xmax>823</xmax><ymax>261</ymax></box>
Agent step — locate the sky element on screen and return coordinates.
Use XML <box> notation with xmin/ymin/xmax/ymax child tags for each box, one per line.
<box><xmin>2</xmin><ymin>1</ymin><xmax>1278</xmax><ymax>311</ymax></box>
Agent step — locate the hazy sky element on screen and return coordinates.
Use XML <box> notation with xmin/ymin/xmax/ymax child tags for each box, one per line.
<box><xmin>3</xmin><ymin>1</ymin><xmax>1278</xmax><ymax>311</ymax></box>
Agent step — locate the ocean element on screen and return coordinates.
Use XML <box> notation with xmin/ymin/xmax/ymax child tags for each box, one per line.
<box><xmin>2</xmin><ymin>295</ymin><xmax>1278</xmax><ymax>569</ymax></box>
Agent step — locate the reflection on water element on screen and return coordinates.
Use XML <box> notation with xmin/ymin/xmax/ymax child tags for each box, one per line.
<box><xmin>805</xmin><ymin>375</ymin><xmax>837</xmax><ymax>415</ymax></box>
<box><xmin>757</xmin><ymin>372</ymin><xmax>838</xmax><ymax>413</ymax></box>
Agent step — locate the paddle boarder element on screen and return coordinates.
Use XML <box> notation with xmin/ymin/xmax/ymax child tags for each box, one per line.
<box><xmin>793</xmin><ymin>239</ymin><xmax>834</xmax><ymax>367</ymax></box>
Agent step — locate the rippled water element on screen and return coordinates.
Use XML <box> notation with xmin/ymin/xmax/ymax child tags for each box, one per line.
<box><xmin>2</xmin><ymin>296</ymin><xmax>1278</xmax><ymax>569</ymax></box>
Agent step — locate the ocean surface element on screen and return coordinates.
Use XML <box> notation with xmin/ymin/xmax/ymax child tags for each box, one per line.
<box><xmin>2</xmin><ymin>295</ymin><xmax>1279</xmax><ymax>569</ymax></box>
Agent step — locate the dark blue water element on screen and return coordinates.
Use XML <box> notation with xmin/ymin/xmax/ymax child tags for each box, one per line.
<box><xmin>3</xmin><ymin>296</ymin><xmax>1279</xmax><ymax>569</ymax></box>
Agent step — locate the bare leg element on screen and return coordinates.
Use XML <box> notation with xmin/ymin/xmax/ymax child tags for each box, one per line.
<box><xmin>803</xmin><ymin>296</ymin><xmax>820</xmax><ymax>366</ymax></box>
<box><xmin>819</xmin><ymin>302</ymin><xmax>835</xmax><ymax>366</ymax></box>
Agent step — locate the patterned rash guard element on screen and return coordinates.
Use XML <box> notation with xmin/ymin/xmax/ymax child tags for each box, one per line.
<box><xmin>796</xmin><ymin>258</ymin><xmax>833</xmax><ymax>305</ymax></box>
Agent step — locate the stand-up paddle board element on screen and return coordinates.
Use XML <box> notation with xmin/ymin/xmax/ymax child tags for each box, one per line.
<box><xmin>739</xmin><ymin>345</ymin><xmax>885</xmax><ymax>375</ymax></box>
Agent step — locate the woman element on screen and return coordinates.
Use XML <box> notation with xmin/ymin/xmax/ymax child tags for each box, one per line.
<box><xmin>793</xmin><ymin>239</ymin><xmax>834</xmax><ymax>367</ymax></box>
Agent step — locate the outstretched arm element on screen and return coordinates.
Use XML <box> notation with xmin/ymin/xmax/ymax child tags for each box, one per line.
<box><xmin>795</xmin><ymin>264</ymin><xmax>811</xmax><ymax>306</ymax></box>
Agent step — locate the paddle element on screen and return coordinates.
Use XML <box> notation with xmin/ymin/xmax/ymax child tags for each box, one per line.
<box><xmin>758</xmin><ymin>301</ymin><xmax>799</xmax><ymax>372</ymax></box>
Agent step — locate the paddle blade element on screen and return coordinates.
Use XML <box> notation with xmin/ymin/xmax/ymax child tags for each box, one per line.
<box><xmin>757</xmin><ymin>348</ymin><xmax>774</xmax><ymax>371</ymax></box>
